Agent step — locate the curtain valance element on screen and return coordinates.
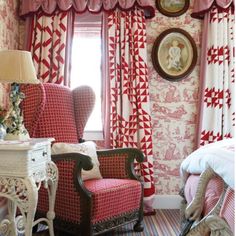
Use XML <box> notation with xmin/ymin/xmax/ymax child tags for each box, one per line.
<box><xmin>20</xmin><ymin>0</ymin><xmax>155</xmax><ymax>18</ymax></box>
<box><xmin>192</xmin><ymin>0</ymin><xmax>234</xmax><ymax>19</ymax></box>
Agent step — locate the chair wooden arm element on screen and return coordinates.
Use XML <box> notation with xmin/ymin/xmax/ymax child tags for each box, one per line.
<box><xmin>51</xmin><ymin>152</ymin><xmax>94</xmax><ymax>197</ymax></box>
<box><xmin>97</xmin><ymin>148</ymin><xmax>144</xmax><ymax>179</ymax></box>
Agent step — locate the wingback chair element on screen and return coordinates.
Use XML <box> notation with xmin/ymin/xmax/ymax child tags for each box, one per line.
<box><xmin>21</xmin><ymin>83</ymin><xmax>144</xmax><ymax>236</ymax></box>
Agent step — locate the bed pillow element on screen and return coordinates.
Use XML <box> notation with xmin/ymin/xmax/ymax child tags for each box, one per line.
<box><xmin>51</xmin><ymin>141</ymin><xmax>102</xmax><ymax>181</ymax></box>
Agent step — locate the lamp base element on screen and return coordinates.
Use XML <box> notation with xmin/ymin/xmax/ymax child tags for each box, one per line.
<box><xmin>4</xmin><ymin>83</ymin><xmax>31</xmax><ymax>141</ymax></box>
<box><xmin>4</xmin><ymin>131</ymin><xmax>30</xmax><ymax>141</ymax></box>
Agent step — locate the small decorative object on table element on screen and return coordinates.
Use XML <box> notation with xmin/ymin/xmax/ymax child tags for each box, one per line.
<box><xmin>0</xmin><ymin>124</ymin><xmax>6</xmax><ymax>141</ymax></box>
<box><xmin>5</xmin><ymin>84</ymin><xmax>28</xmax><ymax>140</ymax></box>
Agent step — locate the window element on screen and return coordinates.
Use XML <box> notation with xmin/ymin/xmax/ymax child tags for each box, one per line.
<box><xmin>71</xmin><ymin>13</ymin><xmax>103</xmax><ymax>139</ymax></box>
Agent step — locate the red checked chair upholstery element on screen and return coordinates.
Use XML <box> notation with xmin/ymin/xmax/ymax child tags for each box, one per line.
<box><xmin>21</xmin><ymin>83</ymin><xmax>144</xmax><ymax>236</ymax></box>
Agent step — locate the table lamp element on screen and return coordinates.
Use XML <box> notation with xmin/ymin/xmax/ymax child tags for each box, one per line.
<box><xmin>0</xmin><ymin>50</ymin><xmax>40</xmax><ymax>141</ymax></box>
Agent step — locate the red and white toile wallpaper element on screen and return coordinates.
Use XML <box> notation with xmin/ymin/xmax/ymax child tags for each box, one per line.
<box><xmin>0</xmin><ymin>0</ymin><xmax>202</xmax><ymax>196</ymax></box>
<box><xmin>147</xmin><ymin>0</ymin><xmax>202</xmax><ymax>195</ymax></box>
<box><xmin>0</xmin><ymin>0</ymin><xmax>20</xmax><ymax>215</ymax></box>
<box><xmin>0</xmin><ymin>0</ymin><xmax>19</xmax><ymax>49</ymax></box>
<box><xmin>0</xmin><ymin>0</ymin><xmax>19</xmax><ymax>108</ymax></box>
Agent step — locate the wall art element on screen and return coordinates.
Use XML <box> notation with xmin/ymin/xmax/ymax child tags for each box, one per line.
<box><xmin>156</xmin><ymin>0</ymin><xmax>189</xmax><ymax>17</ymax></box>
<box><xmin>152</xmin><ymin>28</ymin><xmax>197</xmax><ymax>81</ymax></box>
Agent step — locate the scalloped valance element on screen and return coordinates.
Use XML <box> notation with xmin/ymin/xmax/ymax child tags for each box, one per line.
<box><xmin>19</xmin><ymin>0</ymin><xmax>155</xmax><ymax>18</ymax></box>
<box><xmin>191</xmin><ymin>0</ymin><xmax>234</xmax><ymax>19</ymax></box>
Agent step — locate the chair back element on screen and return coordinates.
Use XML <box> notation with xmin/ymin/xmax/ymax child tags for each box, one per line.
<box><xmin>21</xmin><ymin>83</ymin><xmax>95</xmax><ymax>143</ymax></box>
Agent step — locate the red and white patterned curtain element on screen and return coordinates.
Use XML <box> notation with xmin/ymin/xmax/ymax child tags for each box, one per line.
<box><xmin>104</xmin><ymin>8</ymin><xmax>155</xmax><ymax>212</ymax></box>
<box><xmin>20</xmin><ymin>1</ymin><xmax>154</xmax><ymax>86</ymax></box>
<box><xmin>27</xmin><ymin>10</ymin><xmax>73</xmax><ymax>86</ymax></box>
<box><xmin>195</xmin><ymin>3</ymin><xmax>235</xmax><ymax>146</ymax></box>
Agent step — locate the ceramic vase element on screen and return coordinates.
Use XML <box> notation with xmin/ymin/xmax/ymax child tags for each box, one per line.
<box><xmin>0</xmin><ymin>124</ymin><xmax>6</xmax><ymax>141</ymax></box>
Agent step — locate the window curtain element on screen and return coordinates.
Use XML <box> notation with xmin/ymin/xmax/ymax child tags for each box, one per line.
<box><xmin>25</xmin><ymin>10</ymin><xmax>74</xmax><ymax>86</ymax></box>
<box><xmin>102</xmin><ymin>8</ymin><xmax>155</xmax><ymax>213</ymax></box>
<box><xmin>20</xmin><ymin>1</ymin><xmax>154</xmax><ymax>86</ymax></box>
<box><xmin>192</xmin><ymin>1</ymin><xmax>235</xmax><ymax>146</ymax></box>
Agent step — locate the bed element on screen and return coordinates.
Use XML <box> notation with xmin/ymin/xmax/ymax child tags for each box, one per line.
<box><xmin>179</xmin><ymin>138</ymin><xmax>235</xmax><ymax>236</ymax></box>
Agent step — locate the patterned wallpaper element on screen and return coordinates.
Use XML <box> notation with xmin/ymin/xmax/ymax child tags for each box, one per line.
<box><xmin>147</xmin><ymin>0</ymin><xmax>202</xmax><ymax>194</ymax></box>
<box><xmin>0</xmin><ymin>0</ymin><xmax>202</xmax><ymax>196</ymax></box>
<box><xmin>0</xmin><ymin>0</ymin><xmax>19</xmax><ymax>108</ymax></box>
<box><xmin>0</xmin><ymin>0</ymin><xmax>19</xmax><ymax>49</ymax></box>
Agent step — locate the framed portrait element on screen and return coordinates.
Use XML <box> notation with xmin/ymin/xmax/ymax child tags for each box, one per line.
<box><xmin>151</xmin><ymin>28</ymin><xmax>197</xmax><ymax>81</ymax></box>
<box><xmin>156</xmin><ymin>0</ymin><xmax>189</xmax><ymax>17</ymax></box>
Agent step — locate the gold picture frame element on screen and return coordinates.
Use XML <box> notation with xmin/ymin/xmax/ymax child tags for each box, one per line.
<box><xmin>152</xmin><ymin>28</ymin><xmax>197</xmax><ymax>81</ymax></box>
<box><xmin>156</xmin><ymin>0</ymin><xmax>189</xmax><ymax>17</ymax></box>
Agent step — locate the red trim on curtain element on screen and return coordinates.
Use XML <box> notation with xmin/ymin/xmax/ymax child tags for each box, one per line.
<box><xmin>101</xmin><ymin>13</ymin><xmax>111</xmax><ymax>149</ymax></box>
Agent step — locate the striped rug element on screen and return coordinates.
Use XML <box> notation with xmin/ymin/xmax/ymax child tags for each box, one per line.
<box><xmin>34</xmin><ymin>209</ymin><xmax>181</xmax><ymax>236</ymax></box>
<box><xmin>103</xmin><ymin>209</ymin><xmax>181</xmax><ymax>236</ymax></box>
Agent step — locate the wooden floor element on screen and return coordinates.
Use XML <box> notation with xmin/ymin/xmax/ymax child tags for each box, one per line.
<box><xmin>33</xmin><ymin>209</ymin><xmax>181</xmax><ymax>236</ymax></box>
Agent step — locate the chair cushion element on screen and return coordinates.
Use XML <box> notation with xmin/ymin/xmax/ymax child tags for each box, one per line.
<box><xmin>84</xmin><ymin>179</ymin><xmax>142</xmax><ymax>223</ymax></box>
<box><xmin>52</xmin><ymin>141</ymin><xmax>102</xmax><ymax>180</ymax></box>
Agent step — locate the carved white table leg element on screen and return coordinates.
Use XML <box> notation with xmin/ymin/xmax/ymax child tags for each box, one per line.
<box><xmin>45</xmin><ymin>162</ymin><xmax>58</xmax><ymax>236</ymax></box>
<box><xmin>7</xmin><ymin>200</ymin><xmax>17</xmax><ymax>236</ymax></box>
<box><xmin>23</xmin><ymin>177</ymin><xmax>38</xmax><ymax>236</ymax></box>
<box><xmin>0</xmin><ymin>176</ymin><xmax>38</xmax><ymax>236</ymax></box>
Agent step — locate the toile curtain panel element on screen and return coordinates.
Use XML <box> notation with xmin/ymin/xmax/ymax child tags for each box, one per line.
<box><xmin>196</xmin><ymin>3</ymin><xmax>235</xmax><ymax>146</ymax></box>
<box><xmin>104</xmin><ymin>8</ymin><xmax>155</xmax><ymax>213</ymax></box>
<box><xmin>27</xmin><ymin>10</ymin><xmax>73</xmax><ymax>86</ymax></box>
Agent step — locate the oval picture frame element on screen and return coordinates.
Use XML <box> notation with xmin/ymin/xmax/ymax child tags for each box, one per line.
<box><xmin>156</xmin><ymin>0</ymin><xmax>189</xmax><ymax>17</ymax></box>
<box><xmin>151</xmin><ymin>28</ymin><xmax>197</xmax><ymax>82</ymax></box>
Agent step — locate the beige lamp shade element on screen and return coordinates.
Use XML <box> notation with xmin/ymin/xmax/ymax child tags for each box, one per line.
<box><xmin>0</xmin><ymin>50</ymin><xmax>39</xmax><ymax>84</ymax></box>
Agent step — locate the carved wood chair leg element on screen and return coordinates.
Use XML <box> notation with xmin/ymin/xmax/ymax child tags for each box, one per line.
<box><xmin>133</xmin><ymin>220</ymin><xmax>144</xmax><ymax>232</ymax></box>
<box><xmin>80</xmin><ymin>224</ymin><xmax>93</xmax><ymax>236</ymax></box>
<box><xmin>54</xmin><ymin>229</ymin><xmax>73</xmax><ymax>236</ymax></box>
<box><xmin>134</xmin><ymin>195</ymin><xmax>144</xmax><ymax>232</ymax></box>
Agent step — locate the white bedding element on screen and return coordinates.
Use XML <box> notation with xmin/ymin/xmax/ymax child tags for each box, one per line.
<box><xmin>180</xmin><ymin>138</ymin><xmax>235</xmax><ymax>189</ymax></box>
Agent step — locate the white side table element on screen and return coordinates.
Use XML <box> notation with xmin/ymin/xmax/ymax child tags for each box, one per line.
<box><xmin>0</xmin><ymin>138</ymin><xmax>58</xmax><ymax>236</ymax></box>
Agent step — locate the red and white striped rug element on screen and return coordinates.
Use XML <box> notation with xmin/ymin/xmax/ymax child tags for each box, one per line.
<box><xmin>34</xmin><ymin>209</ymin><xmax>180</xmax><ymax>236</ymax></box>
<box><xmin>104</xmin><ymin>209</ymin><xmax>180</xmax><ymax>236</ymax></box>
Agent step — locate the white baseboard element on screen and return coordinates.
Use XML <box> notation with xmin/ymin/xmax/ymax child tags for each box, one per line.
<box><xmin>153</xmin><ymin>195</ymin><xmax>183</xmax><ymax>209</ymax></box>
